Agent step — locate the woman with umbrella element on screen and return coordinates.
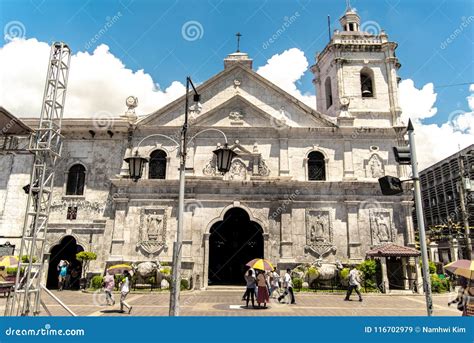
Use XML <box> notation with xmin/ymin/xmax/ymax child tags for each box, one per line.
<box><xmin>107</xmin><ymin>264</ymin><xmax>133</xmax><ymax>314</ymax></box>
<box><xmin>246</xmin><ymin>258</ymin><xmax>273</xmax><ymax>308</ymax></box>
<box><xmin>445</xmin><ymin>259</ymin><xmax>474</xmax><ymax>316</ymax></box>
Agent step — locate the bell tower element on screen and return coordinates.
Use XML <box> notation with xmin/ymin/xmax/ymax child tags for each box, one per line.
<box><xmin>311</xmin><ymin>5</ymin><xmax>402</xmax><ymax>127</ymax></box>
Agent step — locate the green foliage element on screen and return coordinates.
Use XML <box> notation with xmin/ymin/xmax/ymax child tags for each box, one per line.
<box><xmin>340</xmin><ymin>268</ymin><xmax>350</xmax><ymax>280</ymax></box>
<box><xmin>90</xmin><ymin>275</ymin><xmax>104</xmax><ymax>289</ymax></box>
<box><xmin>114</xmin><ymin>274</ymin><xmax>123</xmax><ymax>290</ymax></box>
<box><xmin>431</xmin><ymin>274</ymin><xmax>450</xmax><ymax>293</ymax></box>
<box><xmin>420</xmin><ymin>260</ymin><xmax>437</xmax><ymax>275</ymax></box>
<box><xmin>147</xmin><ymin>276</ymin><xmax>156</xmax><ymax>285</ymax></box>
<box><xmin>160</xmin><ymin>262</ymin><xmax>169</xmax><ymax>267</ymax></box>
<box><xmin>76</xmin><ymin>251</ymin><xmax>97</xmax><ymax>262</ymax></box>
<box><xmin>160</xmin><ymin>266</ymin><xmax>171</xmax><ymax>275</ymax></box>
<box><xmin>307</xmin><ymin>266</ymin><xmax>319</xmax><ymax>278</ymax></box>
<box><xmin>180</xmin><ymin>279</ymin><xmax>189</xmax><ymax>290</ymax></box>
<box><xmin>20</xmin><ymin>255</ymin><xmax>37</xmax><ymax>263</ymax></box>
<box><xmin>292</xmin><ymin>277</ymin><xmax>303</xmax><ymax>290</ymax></box>
<box><xmin>6</xmin><ymin>267</ymin><xmax>18</xmax><ymax>275</ymax></box>
<box><xmin>357</xmin><ymin>259</ymin><xmax>379</xmax><ymax>281</ymax></box>
<box><xmin>76</xmin><ymin>251</ymin><xmax>97</xmax><ymax>278</ymax></box>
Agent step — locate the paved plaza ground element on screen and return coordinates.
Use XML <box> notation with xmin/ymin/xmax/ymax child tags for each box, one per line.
<box><xmin>0</xmin><ymin>288</ymin><xmax>461</xmax><ymax>316</ymax></box>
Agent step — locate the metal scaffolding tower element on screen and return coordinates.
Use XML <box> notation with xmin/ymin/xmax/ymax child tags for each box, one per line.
<box><xmin>5</xmin><ymin>42</ymin><xmax>71</xmax><ymax>316</ymax></box>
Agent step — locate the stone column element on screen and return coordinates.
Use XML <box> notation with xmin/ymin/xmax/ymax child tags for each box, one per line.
<box><xmin>202</xmin><ymin>233</ymin><xmax>210</xmax><ymax>289</ymax></box>
<box><xmin>343</xmin><ymin>140</ymin><xmax>355</xmax><ymax>179</ymax></box>
<box><xmin>279</xmin><ymin>211</ymin><xmax>293</xmax><ymax>261</ymax></box>
<box><xmin>429</xmin><ymin>242</ymin><xmax>439</xmax><ymax>262</ymax></box>
<box><xmin>450</xmin><ymin>238</ymin><xmax>459</xmax><ymax>261</ymax></box>
<box><xmin>380</xmin><ymin>257</ymin><xmax>389</xmax><ymax>293</ymax></box>
<box><xmin>402</xmin><ymin>201</ymin><xmax>416</xmax><ymax>247</ymax></box>
<box><xmin>263</xmin><ymin>233</ymin><xmax>270</xmax><ymax>258</ymax></box>
<box><xmin>110</xmin><ymin>196</ymin><xmax>129</xmax><ymax>261</ymax></box>
<box><xmin>402</xmin><ymin>257</ymin><xmax>409</xmax><ymax>290</ymax></box>
<box><xmin>414</xmin><ymin>256</ymin><xmax>423</xmax><ymax>294</ymax></box>
<box><xmin>345</xmin><ymin>201</ymin><xmax>361</xmax><ymax>261</ymax></box>
<box><xmin>278</xmin><ymin>137</ymin><xmax>289</xmax><ymax>176</ymax></box>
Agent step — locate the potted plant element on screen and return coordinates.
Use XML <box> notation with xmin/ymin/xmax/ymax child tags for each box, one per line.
<box><xmin>76</xmin><ymin>251</ymin><xmax>97</xmax><ymax>289</ymax></box>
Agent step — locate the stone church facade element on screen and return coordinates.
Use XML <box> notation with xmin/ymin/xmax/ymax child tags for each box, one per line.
<box><xmin>0</xmin><ymin>8</ymin><xmax>416</xmax><ymax>288</ymax></box>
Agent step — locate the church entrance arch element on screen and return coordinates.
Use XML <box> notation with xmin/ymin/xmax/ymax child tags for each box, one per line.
<box><xmin>208</xmin><ymin>208</ymin><xmax>263</xmax><ymax>285</ymax></box>
<box><xmin>46</xmin><ymin>236</ymin><xmax>84</xmax><ymax>289</ymax></box>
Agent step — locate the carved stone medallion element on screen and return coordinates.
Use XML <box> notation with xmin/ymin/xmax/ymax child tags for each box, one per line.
<box><xmin>305</xmin><ymin>210</ymin><xmax>337</xmax><ymax>258</ymax></box>
<box><xmin>138</xmin><ymin>208</ymin><xmax>167</xmax><ymax>255</ymax></box>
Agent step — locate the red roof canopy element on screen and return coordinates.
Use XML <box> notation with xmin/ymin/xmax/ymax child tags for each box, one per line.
<box><xmin>366</xmin><ymin>243</ymin><xmax>420</xmax><ymax>257</ymax></box>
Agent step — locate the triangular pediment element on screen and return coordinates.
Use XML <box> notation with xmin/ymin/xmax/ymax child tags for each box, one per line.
<box><xmin>137</xmin><ymin>64</ymin><xmax>337</xmax><ymax>129</ymax></box>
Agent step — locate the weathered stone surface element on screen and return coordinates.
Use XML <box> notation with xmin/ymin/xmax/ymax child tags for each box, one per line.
<box><xmin>0</xmin><ymin>13</ymin><xmax>414</xmax><ymax>290</ymax></box>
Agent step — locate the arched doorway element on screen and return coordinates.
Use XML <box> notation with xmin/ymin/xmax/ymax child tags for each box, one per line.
<box><xmin>46</xmin><ymin>236</ymin><xmax>84</xmax><ymax>289</ymax></box>
<box><xmin>209</xmin><ymin>208</ymin><xmax>263</xmax><ymax>285</ymax></box>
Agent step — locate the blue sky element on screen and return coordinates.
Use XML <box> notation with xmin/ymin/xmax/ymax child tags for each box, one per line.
<box><xmin>1</xmin><ymin>0</ymin><xmax>473</xmax><ymax>126</ymax></box>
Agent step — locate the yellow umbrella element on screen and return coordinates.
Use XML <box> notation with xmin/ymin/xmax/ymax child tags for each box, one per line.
<box><xmin>107</xmin><ymin>264</ymin><xmax>132</xmax><ymax>275</ymax></box>
<box><xmin>0</xmin><ymin>256</ymin><xmax>19</xmax><ymax>268</ymax></box>
<box><xmin>246</xmin><ymin>258</ymin><xmax>274</xmax><ymax>271</ymax></box>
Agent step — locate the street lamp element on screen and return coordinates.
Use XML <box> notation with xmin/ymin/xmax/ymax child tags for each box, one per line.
<box><xmin>124</xmin><ymin>151</ymin><xmax>148</xmax><ymax>182</ymax></box>
<box><xmin>124</xmin><ymin>76</ymin><xmax>237</xmax><ymax>316</ymax></box>
<box><xmin>213</xmin><ymin>144</ymin><xmax>237</xmax><ymax>173</ymax></box>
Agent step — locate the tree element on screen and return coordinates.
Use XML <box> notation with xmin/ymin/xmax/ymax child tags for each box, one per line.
<box><xmin>76</xmin><ymin>251</ymin><xmax>97</xmax><ymax>278</ymax></box>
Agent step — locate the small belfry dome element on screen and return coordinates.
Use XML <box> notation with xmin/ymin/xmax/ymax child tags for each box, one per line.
<box><xmin>339</xmin><ymin>5</ymin><xmax>360</xmax><ymax>32</ymax></box>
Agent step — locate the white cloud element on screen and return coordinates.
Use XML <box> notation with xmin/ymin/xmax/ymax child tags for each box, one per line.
<box><xmin>399</xmin><ymin>79</ymin><xmax>474</xmax><ymax>169</ymax></box>
<box><xmin>256</xmin><ymin>48</ymin><xmax>316</xmax><ymax>108</ymax></box>
<box><xmin>1</xmin><ymin>39</ymin><xmax>471</xmax><ymax>170</ymax></box>
<box><xmin>0</xmin><ymin>38</ymin><xmax>185</xmax><ymax>118</ymax></box>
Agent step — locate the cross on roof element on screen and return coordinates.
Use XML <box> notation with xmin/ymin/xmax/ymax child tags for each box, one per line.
<box><xmin>236</xmin><ymin>32</ymin><xmax>242</xmax><ymax>52</ymax></box>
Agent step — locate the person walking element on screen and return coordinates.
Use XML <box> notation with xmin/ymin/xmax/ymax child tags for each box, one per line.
<box><xmin>103</xmin><ymin>271</ymin><xmax>115</xmax><ymax>306</ymax></box>
<box><xmin>269</xmin><ymin>269</ymin><xmax>280</xmax><ymax>298</ymax></box>
<box><xmin>448</xmin><ymin>276</ymin><xmax>467</xmax><ymax>310</ymax></box>
<box><xmin>57</xmin><ymin>261</ymin><xmax>68</xmax><ymax>291</ymax></box>
<box><xmin>119</xmin><ymin>270</ymin><xmax>132</xmax><ymax>314</ymax></box>
<box><xmin>344</xmin><ymin>265</ymin><xmax>363</xmax><ymax>302</ymax></box>
<box><xmin>278</xmin><ymin>268</ymin><xmax>295</xmax><ymax>304</ymax></box>
<box><xmin>243</xmin><ymin>269</ymin><xmax>256</xmax><ymax>308</ymax></box>
<box><xmin>256</xmin><ymin>270</ymin><xmax>269</xmax><ymax>308</ymax></box>
<box><xmin>242</xmin><ymin>268</ymin><xmax>256</xmax><ymax>301</ymax></box>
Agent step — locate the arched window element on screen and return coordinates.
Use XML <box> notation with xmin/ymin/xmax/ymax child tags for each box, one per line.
<box><xmin>66</xmin><ymin>164</ymin><xmax>85</xmax><ymax>195</ymax></box>
<box><xmin>325</xmin><ymin>77</ymin><xmax>333</xmax><ymax>109</ymax></box>
<box><xmin>308</xmin><ymin>151</ymin><xmax>326</xmax><ymax>181</ymax></box>
<box><xmin>149</xmin><ymin>150</ymin><xmax>167</xmax><ymax>179</ymax></box>
<box><xmin>360</xmin><ymin>69</ymin><xmax>374</xmax><ymax>98</ymax></box>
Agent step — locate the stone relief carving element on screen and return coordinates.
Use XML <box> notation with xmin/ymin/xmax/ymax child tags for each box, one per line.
<box><xmin>305</xmin><ymin>210</ymin><xmax>336</xmax><ymax>258</ymax></box>
<box><xmin>138</xmin><ymin>208</ymin><xmax>167</xmax><ymax>255</ymax></box>
<box><xmin>257</xmin><ymin>159</ymin><xmax>270</xmax><ymax>177</ymax></box>
<box><xmin>203</xmin><ymin>155</ymin><xmax>217</xmax><ymax>176</ymax></box>
<box><xmin>229</xmin><ymin>109</ymin><xmax>244</xmax><ymax>124</ymax></box>
<box><xmin>50</xmin><ymin>200</ymin><xmax>104</xmax><ymax>214</ymax></box>
<box><xmin>202</xmin><ymin>142</ymin><xmax>271</xmax><ymax>177</ymax></box>
<box><xmin>229</xmin><ymin>159</ymin><xmax>247</xmax><ymax>180</ymax></box>
<box><xmin>365</xmin><ymin>153</ymin><xmax>385</xmax><ymax>178</ymax></box>
<box><xmin>369</xmin><ymin>210</ymin><xmax>395</xmax><ymax>245</ymax></box>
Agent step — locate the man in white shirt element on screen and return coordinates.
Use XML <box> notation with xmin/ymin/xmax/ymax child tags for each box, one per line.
<box><xmin>344</xmin><ymin>265</ymin><xmax>363</xmax><ymax>302</ymax></box>
<box><xmin>119</xmin><ymin>270</ymin><xmax>133</xmax><ymax>313</ymax></box>
<box><xmin>278</xmin><ymin>268</ymin><xmax>295</xmax><ymax>304</ymax></box>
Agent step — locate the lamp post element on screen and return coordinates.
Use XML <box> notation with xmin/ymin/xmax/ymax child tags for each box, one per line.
<box><xmin>124</xmin><ymin>76</ymin><xmax>237</xmax><ymax>316</ymax></box>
